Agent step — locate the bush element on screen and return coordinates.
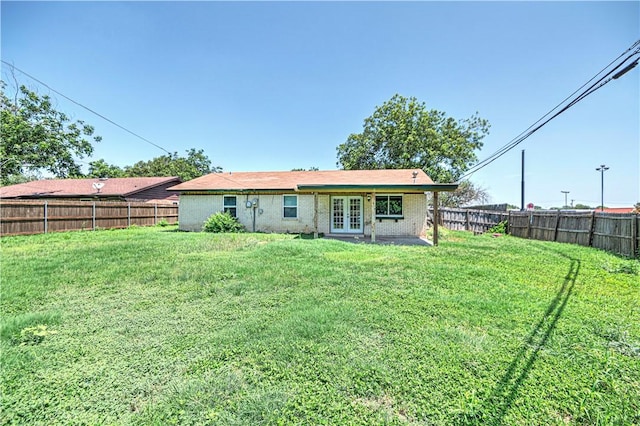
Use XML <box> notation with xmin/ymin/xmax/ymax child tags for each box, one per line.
<box><xmin>203</xmin><ymin>212</ymin><xmax>245</xmax><ymax>233</ymax></box>
<box><xmin>488</xmin><ymin>220</ymin><xmax>508</xmax><ymax>234</ymax></box>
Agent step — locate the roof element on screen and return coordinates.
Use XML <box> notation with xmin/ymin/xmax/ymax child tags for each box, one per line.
<box><xmin>168</xmin><ymin>169</ymin><xmax>458</xmax><ymax>193</ymax></box>
<box><xmin>0</xmin><ymin>177</ymin><xmax>181</xmax><ymax>199</ymax></box>
<box><xmin>602</xmin><ymin>207</ymin><xmax>636</xmax><ymax>214</ymax></box>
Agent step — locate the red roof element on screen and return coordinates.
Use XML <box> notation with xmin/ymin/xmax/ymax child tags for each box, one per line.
<box><xmin>602</xmin><ymin>207</ymin><xmax>635</xmax><ymax>214</ymax></box>
<box><xmin>0</xmin><ymin>177</ymin><xmax>181</xmax><ymax>199</ymax></box>
<box><xmin>168</xmin><ymin>169</ymin><xmax>452</xmax><ymax>192</ymax></box>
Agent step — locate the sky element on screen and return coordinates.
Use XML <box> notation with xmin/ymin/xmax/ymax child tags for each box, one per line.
<box><xmin>1</xmin><ymin>1</ymin><xmax>638</xmax><ymax>208</ymax></box>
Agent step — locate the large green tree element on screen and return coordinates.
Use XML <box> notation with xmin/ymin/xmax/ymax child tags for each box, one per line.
<box><xmin>336</xmin><ymin>94</ymin><xmax>490</xmax><ymax>182</ymax></box>
<box><xmin>86</xmin><ymin>159</ymin><xmax>125</xmax><ymax>178</ymax></box>
<box><xmin>1</xmin><ymin>81</ymin><xmax>101</xmax><ymax>184</ymax></box>
<box><xmin>87</xmin><ymin>149</ymin><xmax>220</xmax><ymax>181</ymax></box>
<box><xmin>123</xmin><ymin>148</ymin><xmax>220</xmax><ymax>181</ymax></box>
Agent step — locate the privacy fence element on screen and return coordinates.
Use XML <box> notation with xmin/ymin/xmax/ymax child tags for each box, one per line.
<box><xmin>433</xmin><ymin>208</ymin><xmax>639</xmax><ymax>258</ymax></box>
<box><xmin>431</xmin><ymin>207</ymin><xmax>509</xmax><ymax>234</ymax></box>
<box><xmin>0</xmin><ymin>200</ymin><xmax>178</xmax><ymax>237</ymax></box>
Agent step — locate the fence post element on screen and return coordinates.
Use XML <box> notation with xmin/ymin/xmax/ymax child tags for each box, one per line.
<box><xmin>127</xmin><ymin>203</ymin><xmax>131</xmax><ymax>227</ymax></box>
<box><xmin>154</xmin><ymin>204</ymin><xmax>158</xmax><ymax>225</ymax></box>
<box><xmin>553</xmin><ymin>210</ymin><xmax>561</xmax><ymax>242</ymax></box>
<box><xmin>92</xmin><ymin>202</ymin><xmax>96</xmax><ymax>230</ymax></box>
<box><xmin>465</xmin><ymin>210</ymin><xmax>470</xmax><ymax>231</ymax></box>
<box><xmin>44</xmin><ymin>201</ymin><xmax>48</xmax><ymax>234</ymax></box>
<box><xmin>631</xmin><ymin>213</ymin><xmax>638</xmax><ymax>258</ymax></box>
<box><xmin>507</xmin><ymin>210</ymin><xmax>511</xmax><ymax>234</ymax></box>
<box><xmin>588</xmin><ymin>211</ymin><xmax>596</xmax><ymax>247</ymax></box>
<box><xmin>526</xmin><ymin>211</ymin><xmax>532</xmax><ymax>239</ymax></box>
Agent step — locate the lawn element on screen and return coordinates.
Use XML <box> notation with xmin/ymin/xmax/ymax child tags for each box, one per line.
<box><xmin>1</xmin><ymin>226</ymin><xmax>638</xmax><ymax>425</ymax></box>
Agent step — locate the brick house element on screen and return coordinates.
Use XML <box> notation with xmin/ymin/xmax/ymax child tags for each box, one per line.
<box><xmin>169</xmin><ymin>169</ymin><xmax>457</xmax><ymax>240</ymax></box>
<box><xmin>0</xmin><ymin>177</ymin><xmax>181</xmax><ymax>203</ymax></box>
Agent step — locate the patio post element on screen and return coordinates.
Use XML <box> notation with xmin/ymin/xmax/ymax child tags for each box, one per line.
<box><xmin>313</xmin><ymin>192</ymin><xmax>319</xmax><ymax>239</ymax></box>
<box><xmin>370</xmin><ymin>192</ymin><xmax>376</xmax><ymax>243</ymax></box>
<box><xmin>433</xmin><ymin>191</ymin><xmax>439</xmax><ymax>246</ymax></box>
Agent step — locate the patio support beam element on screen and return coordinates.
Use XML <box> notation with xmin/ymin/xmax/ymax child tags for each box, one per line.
<box><xmin>313</xmin><ymin>192</ymin><xmax>318</xmax><ymax>239</ymax></box>
<box><xmin>433</xmin><ymin>191</ymin><xmax>439</xmax><ymax>246</ymax></box>
<box><xmin>370</xmin><ymin>192</ymin><xmax>376</xmax><ymax>243</ymax></box>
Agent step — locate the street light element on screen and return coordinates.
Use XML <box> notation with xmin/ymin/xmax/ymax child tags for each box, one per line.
<box><xmin>596</xmin><ymin>164</ymin><xmax>609</xmax><ymax>212</ymax></box>
<box><xmin>561</xmin><ymin>190</ymin><xmax>569</xmax><ymax>209</ymax></box>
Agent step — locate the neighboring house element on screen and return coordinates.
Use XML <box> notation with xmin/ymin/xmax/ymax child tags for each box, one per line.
<box><xmin>169</xmin><ymin>169</ymin><xmax>458</xmax><ymax>239</ymax></box>
<box><xmin>0</xmin><ymin>177</ymin><xmax>181</xmax><ymax>203</ymax></box>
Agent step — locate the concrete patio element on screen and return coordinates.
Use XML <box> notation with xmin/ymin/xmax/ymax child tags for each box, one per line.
<box><xmin>324</xmin><ymin>234</ymin><xmax>432</xmax><ymax>246</ymax></box>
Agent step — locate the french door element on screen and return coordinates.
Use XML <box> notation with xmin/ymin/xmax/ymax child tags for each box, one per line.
<box><xmin>331</xmin><ymin>196</ymin><xmax>363</xmax><ymax>233</ymax></box>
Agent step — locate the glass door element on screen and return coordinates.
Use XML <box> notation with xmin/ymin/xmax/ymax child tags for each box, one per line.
<box><xmin>331</xmin><ymin>196</ymin><xmax>362</xmax><ymax>233</ymax></box>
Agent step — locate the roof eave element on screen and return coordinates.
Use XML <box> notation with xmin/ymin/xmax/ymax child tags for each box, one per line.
<box><xmin>296</xmin><ymin>184</ymin><xmax>459</xmax><ymax>193</ymax></box>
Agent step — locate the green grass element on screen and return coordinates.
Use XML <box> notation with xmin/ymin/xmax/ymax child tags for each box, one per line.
<box><xmin>1</xmin><ymin>226</ymin><xmax>638</xmax><ymax>425</ymax></box>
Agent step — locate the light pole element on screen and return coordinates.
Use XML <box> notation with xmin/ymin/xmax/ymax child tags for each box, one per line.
<box><xmin>561</xmin><ymin>191</ymin><xmax>569</xmax><ymax>209</ymax></box>
<box><xmin>596</xmin><ymin>164</ymin><xmax>609</xmax><ymax>212</ymax></box>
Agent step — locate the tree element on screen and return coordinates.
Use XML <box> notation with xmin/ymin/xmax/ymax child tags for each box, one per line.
<box><xmin>336</xmin><ymin>94</ymin><xmax>490</xmax><ymax>183</ymax></box>
<box><xmin>1</xmin><ymin>81</ymin><xmax>101</xmax><ymax>184</ymax></box>
<box><xmin>87</xmin><ymin>159</ymin><xmax>125</xmax><ymax>178</ymax></box>
<box><xmin>124</xmin><ymin>148</ymin><xmax>221</xmax><ymax>181</ymax></box>
<box><xmin>291</xmin><ymin>167</ymin><xmax>319</xmax><ymax>171</ymax></box>
<box><xmin>439</xmin><ymin>180</ymin><xmax>490</xmax><ymax>207</ymax></box>
<box><xmin>574</xmin><ymin>203</ymin><xmax>592</xmax><ymax>210</ymax></box>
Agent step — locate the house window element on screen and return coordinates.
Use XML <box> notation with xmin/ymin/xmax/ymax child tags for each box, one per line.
<box><xmin>375</xmin><ymin>195</ymin><xmax>403</xmax><ymax>218</ymax></box>
<box><xmin>223</xmin><ymin>196</ymin><xmax>237</xmax><ymax>217</ymax></box>
<box><xmin>283</xmin><ymin>195</ymin><xmax>298</xmax><ymax>218</ymax></box>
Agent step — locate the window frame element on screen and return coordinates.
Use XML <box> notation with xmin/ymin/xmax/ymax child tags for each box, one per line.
<box><xmin>223</xmin><ymin>195</ymin><xmax>237</xmax><ymax>218</ymax></box>
<box><xmin>375</xmin><ymin>194</ymin><xmax>404</xmax><ymax>218</ymax></box>
<box><xmin>283</xmin><ymin>194</ymin><xmax>298</xmax><ymax>219</ymax></box>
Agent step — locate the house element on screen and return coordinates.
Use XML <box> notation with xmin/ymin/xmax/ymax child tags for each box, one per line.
<box><xmin>168</xmin><ymin>169</ymin><xmax>458</xmax><ymax>241</ymax></box>
<box><xmin>0</xmin><ymin>177</ymin><xmax>181</xmax><ymax>203</ymax></box>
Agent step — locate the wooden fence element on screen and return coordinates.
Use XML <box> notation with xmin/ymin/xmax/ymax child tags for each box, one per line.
<box><xmin>0</xmin><ymin>200</ymin><xmax>178</xmax><ymax>236</ymax></box>
<box><xmin>433</xmin><ymin>207</ymin><xmax>639</xmax><ymax>258</ymax></box>
<box><xmin>432</xmin><ymin>207</ymin><xmax>509</xmax><ymax>234</ymax></box>
<box><xmin>509</xmin><ymin>211</ymin><xmax>639</xmax><ymax>258</ymax></box>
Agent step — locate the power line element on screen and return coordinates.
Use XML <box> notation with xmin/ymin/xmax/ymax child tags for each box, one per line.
<box><xmin>1</xmin><ymin>60</ymin><xmax>172</xmax><ymax>155</ymax></box>
<box><xmin>460</xmin><ymin>40</ymin><xmax>640</xmax><ymax>180</ymax></box>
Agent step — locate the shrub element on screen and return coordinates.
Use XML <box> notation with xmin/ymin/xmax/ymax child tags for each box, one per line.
<box><xmin>488</xmin><ymin>220</ymin><xmax>508</xmax><ymax>234</ymax></box>
<box><xmin>157</xmin><ymin>219</ymin><xmax>170</xmax><ymax>227</ymax></box>
<box><xmin>203</xmin><ymin>212</ymin><xmax>245</xmax><ymax>233</ymax></box>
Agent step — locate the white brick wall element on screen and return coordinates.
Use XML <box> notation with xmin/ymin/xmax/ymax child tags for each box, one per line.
<box><xmin>178</xmin><ymin>192</ymin><xmax>428</xmax><ymax>236</ymax></box>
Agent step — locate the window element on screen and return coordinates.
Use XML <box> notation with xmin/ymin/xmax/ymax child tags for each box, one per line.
<box><xmin>283</xmin><ymin>195</ymin><xmax>298</xmax><ymax>218</ymax></box>
<box><xmin>375</xmin><ymin>195</ymin><xmax>403</xmax><ymax>217</ymax></box>
<box><xmin>223</xmin><ymin>196</ymin><xmax>237</xmax><ymax>217</ymax></box>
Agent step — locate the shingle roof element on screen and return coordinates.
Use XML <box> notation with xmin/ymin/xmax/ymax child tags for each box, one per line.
<box><xmin>168</xmin><ymin>169</ymin><xmax>456</xmax><ymax>192</ymax></box>
<box><xmin>0</xmin><ymin>177</ymin><xmax>181</xmax><ymax>198</ymax></box>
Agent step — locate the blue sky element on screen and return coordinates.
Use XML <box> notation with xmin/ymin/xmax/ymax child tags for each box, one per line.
<box><xmin>2</xmin><ymin>1</ymin><xmax>638</xmax><ymax>208</ymax></box>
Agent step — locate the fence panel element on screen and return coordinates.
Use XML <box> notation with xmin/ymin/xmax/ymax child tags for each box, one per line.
<box><xmin>555</xmin><ymin>212</ymin><xmax>593</xmax><ymax>246</ymax></box>
<box><xmin>507</xmin><ymin>212</ymin><xmax>530</xmax><ymax>238</ymax></box>
<box><xmin>1</xmin><ymin>200</ymin><xmax>178</xmax><ymax>237</ymax></box>
<box><xmin>529</xmin><ymin>211</ymin><xmax>560</xmax><ymax>241</ymax></box>
<box><xmin>592</xmin><ymin>213</ymin><xmax>635</xmax><ymax>258</ymax></box>
<box><xmin>432</xmin><ymin>208</ymin><xmax>508</xmax><ymax>233</ymax></box>
<box><xmin>0</xmin><ymin>202</ymin><xmax>46</xmax><ymax>235</ymax></box>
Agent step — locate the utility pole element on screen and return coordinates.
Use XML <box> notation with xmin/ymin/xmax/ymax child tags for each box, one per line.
<box><xmin>561</xmin><ymin>191</ymin><xmax>570</xmax><ymax>209</ymax></box>
<box><xmin>596</xmin><ymin>164</ymin><xmax>609</xmax><ymax>212</ymax></box>
<box><xmin>521</xmin><ymin>150</ymin><xmax>525</xmax><ymax>211</ymax></box>
<box><xmin>571</xmin><ymin>199</ymin><xmax>574</xmax><ymax>208</ymax></box>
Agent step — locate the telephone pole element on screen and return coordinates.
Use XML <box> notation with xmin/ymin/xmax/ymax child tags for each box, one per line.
<box><xmin>561</xmin><ymin>191</ymin><xmax>570</xmax><ymax>209</ymax></box>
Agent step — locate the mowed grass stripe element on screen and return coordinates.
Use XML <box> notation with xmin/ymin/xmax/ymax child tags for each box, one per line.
<box><xmin>1</xmin><ymin>226</ymin><xmax>638</xmax><ymax>425</ymax></box>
